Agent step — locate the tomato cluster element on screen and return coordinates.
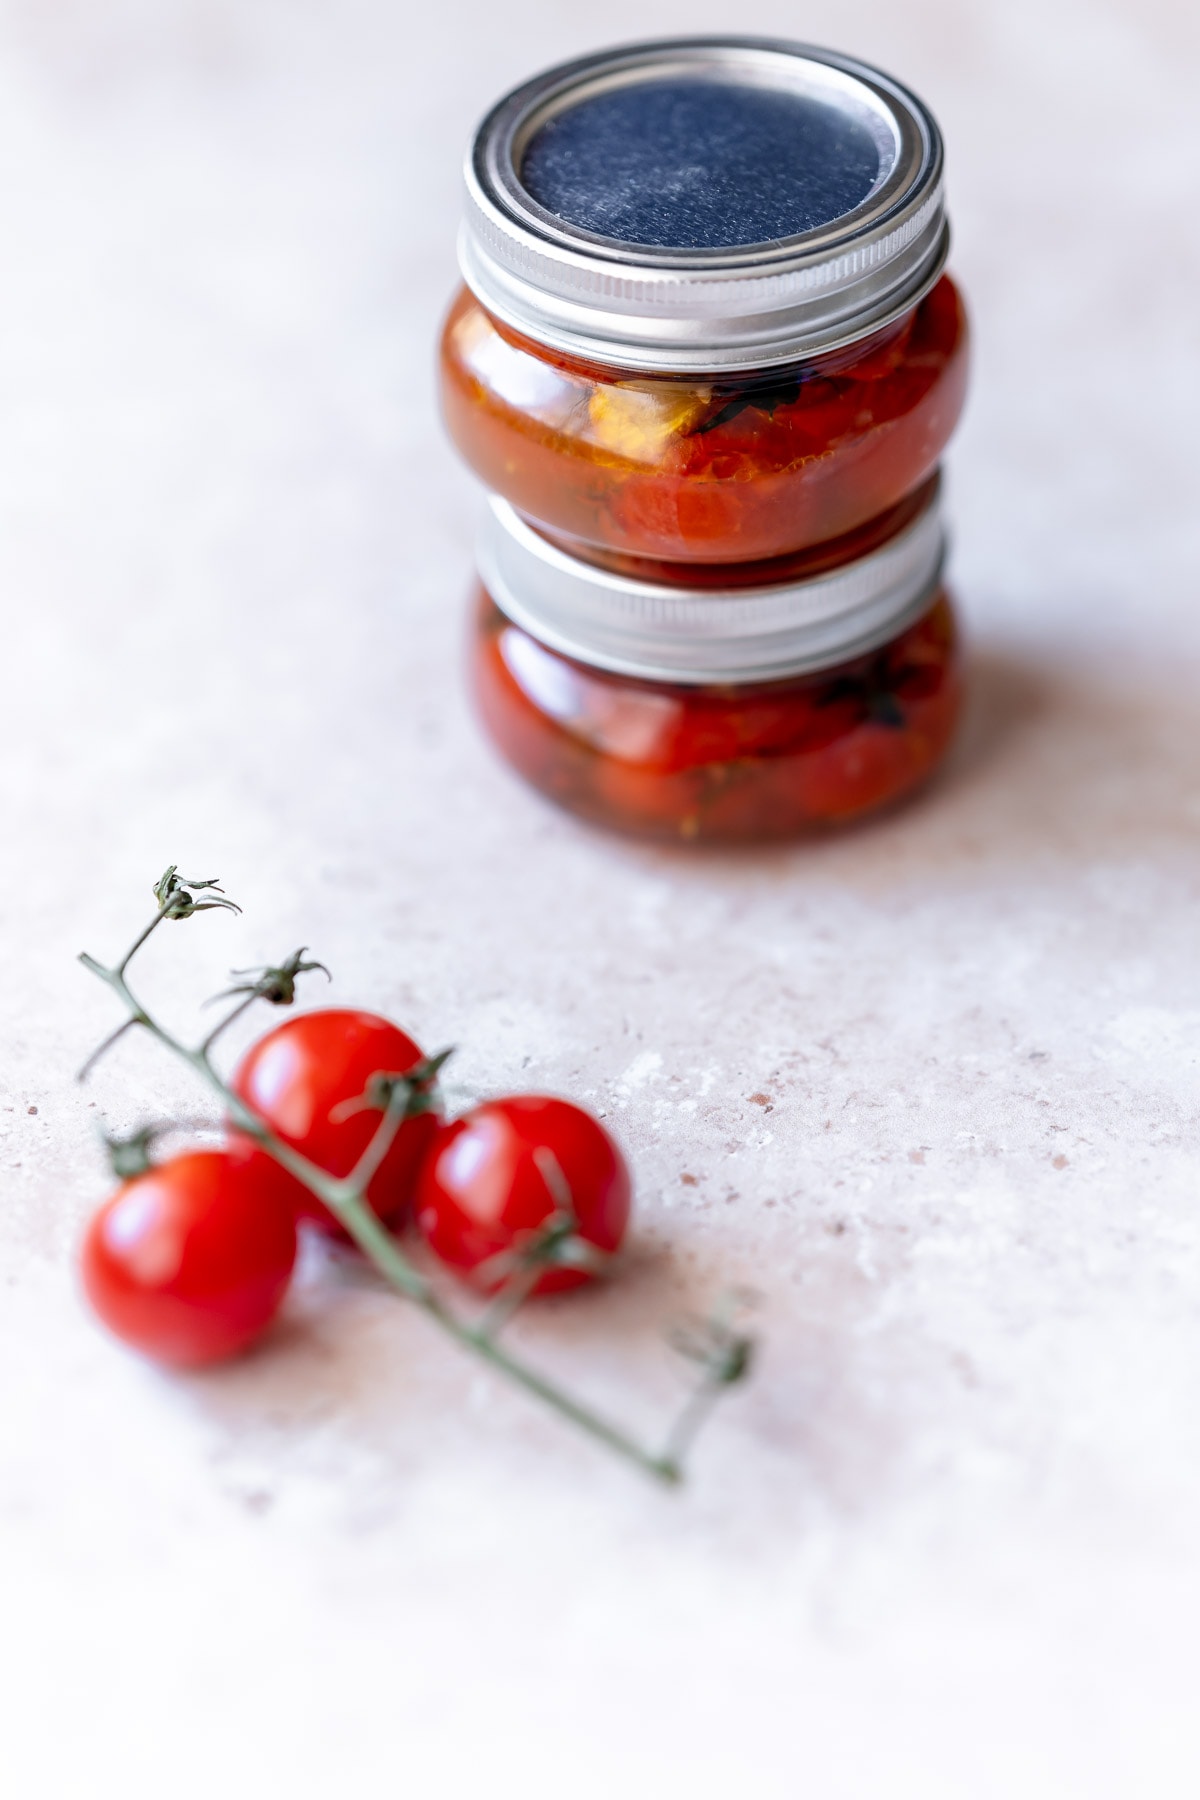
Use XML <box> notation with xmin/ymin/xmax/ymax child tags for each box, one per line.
<box><xmin>81</xmin><ymin>1008</ymin><xmax>631</xmax><ymax>1367</ymax></box>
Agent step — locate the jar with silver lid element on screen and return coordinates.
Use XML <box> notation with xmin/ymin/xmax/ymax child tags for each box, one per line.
<box><xmin>441</xmin><ymin>37</ymin><xmax>969</xmax><ymax>569</ymax></box>
<box><xmin>471</xmin><ymin>475</ymin><xmax>961</xmax><ymax>840</ymax></box>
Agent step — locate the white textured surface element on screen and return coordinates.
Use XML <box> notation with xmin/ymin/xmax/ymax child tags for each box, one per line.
<box><xmin>3</xmin><ymin>3</ymin><xmax>1200</xmax><ymax>1795</ymax></box>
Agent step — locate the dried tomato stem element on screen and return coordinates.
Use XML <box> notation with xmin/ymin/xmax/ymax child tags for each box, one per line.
<box><xmin>660</xmin><ymin>1374</ymin><xmax>729</xmax><ymax>1474</ymax></box>
<box><xmin>340</xmin><ymin>1081</ymin><xmax>419</xmax><ymax>1202</ymax></box>
<box><xmin>198</xmin><ymin>992</ymin><xmax>261</xmax><ymax>1060</ymax></box>
<box><xmin>113</xmin><ymin>910</ymin><xmax>170</xmax><ymax>978</ymax></box>
<box><xmin>474</xmin><ymin>1261</ymin><xmax>547</xmax><ymax>1341</ymax></box>
<box><xmin>77</xmin><ymin>1015</ymin><xmax>143</xmax><ymax>1085</ymax></box>
<box><xmin>77</xmin><ymin>895</ymin><xmax>698</xmax><ymax>1485</ymax></box>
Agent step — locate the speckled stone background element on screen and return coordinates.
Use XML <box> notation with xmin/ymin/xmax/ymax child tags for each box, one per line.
<box><xmin>2</xmin><ymin>3</ymin><xmax>1199</xmax><ymax>1795</ymax></box>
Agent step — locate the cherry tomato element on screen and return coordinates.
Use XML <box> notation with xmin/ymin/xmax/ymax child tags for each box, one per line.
<box><xmin>415</xmin><ymin>1095</ymin><xmax>631</xmax><ymax>1295</ymax></box>
<box><xmin>230</xmin><ymin>1009</ymin><xmax>440</xmax><ymax>1235</ymax></box>
<box><xmin>80</xmin><ymin>1148</ymin><xmax>297</xmax><ymax>1367</ymax></box>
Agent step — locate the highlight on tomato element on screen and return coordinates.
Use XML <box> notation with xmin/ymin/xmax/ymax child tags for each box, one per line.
<box><xmin>79</xmin><ymin>1147</ymin><xmax>298</xmax><ymax>1367</ymax></box>
<box><xmin>229</xmin><ymin>1009</ymin><xmax>442</xmax><ymax>1235</ymax></box>
<box><xmin>415</xmin><ymin>1094</ymin><xmax>631</xmax><ymax>1295</ymax></box>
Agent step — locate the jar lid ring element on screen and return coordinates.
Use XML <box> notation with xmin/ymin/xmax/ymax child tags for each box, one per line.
<box><xmin>479</xmin><ymin>488</ymin><xmax>948</xmax><ymax>685</ymax></box>
<box><xmin>461</xmin><ymin>37</ymin><xmax>948</xmax><ymax>374</ymax></box>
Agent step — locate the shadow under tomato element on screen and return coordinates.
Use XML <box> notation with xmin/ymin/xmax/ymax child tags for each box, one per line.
<box><xmin>173</xmin><ymin>1227</ymin><xmax>695</xmax><ymax>1430</ymax></box>
<box><xmin>144</xmin><ymin>1199</ymin><xmax>958</xmax><ymax>1526</ymax></box>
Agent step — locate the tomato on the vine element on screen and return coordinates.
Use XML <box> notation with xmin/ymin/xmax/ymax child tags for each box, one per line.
<box><xmin>79</xmin><ymin>1148</ymin><xmax>297</xmax><ymax>1367</ymax></box>
<box><xmin>415</xmin><ymin>1095</ymin><xmax>630</xmax><ymax>1294</ymax></box>
<box><xmin>230</xmin><ymin>1009</ymin><xmax>440</xmax><ymax>1235</ymax></box>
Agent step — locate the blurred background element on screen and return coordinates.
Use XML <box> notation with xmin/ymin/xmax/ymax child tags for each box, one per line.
<box><xmin>2</xmin><ymin>3</ymin><xmax>1199</xmax><ymax>1796</ymax></box>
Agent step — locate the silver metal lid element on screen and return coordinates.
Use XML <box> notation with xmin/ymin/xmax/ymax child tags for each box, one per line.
<box><xmin>479</xmin><ymin>492</ymin><xmax>946</xmax><ymax>685</ymax></box>
<box><xmin>461</xmin><ymin>37</ymin><xmax>948</xmax><ymax>374</ymax></box>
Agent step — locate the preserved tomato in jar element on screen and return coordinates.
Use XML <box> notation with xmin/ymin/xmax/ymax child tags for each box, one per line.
<box><xmin>445</xmin><ymin>38</ymin><xmax>970</xmax><ymax>840</ymax></box>
<box><xmin>440</xmin><ymin>273</ymin><xmax>967</xmax><ymax>566</ymax></box>
<box><xmin>471</xmin><ymin>484</ymin><xmax>961</xmax><ymax>842</ymax></box>
<box><xmin>443</xmin><ymin>37</ymin><xmax>968</xmax><ymax>570</ymax></box>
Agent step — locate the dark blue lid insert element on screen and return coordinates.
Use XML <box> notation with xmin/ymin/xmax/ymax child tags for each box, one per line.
<box><xmin>519</xmin><ymin>77</ymin><xmax>882</xmax><ymax>251</ymax></box>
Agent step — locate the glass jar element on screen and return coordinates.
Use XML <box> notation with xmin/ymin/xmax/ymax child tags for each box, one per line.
<box><xmin>442</xmin><ymin>38</ymin><xmax>969</xmax><ymax>568</ymax></box>
<box><xmin>441</xmin><ymin>274</ymin><xmax>967</xmax><ymax>567</ymax></box>
<box><xmin>471</xmin><ymin>482</ymin><xmax>961</xmax><ymax>842</ymax></box>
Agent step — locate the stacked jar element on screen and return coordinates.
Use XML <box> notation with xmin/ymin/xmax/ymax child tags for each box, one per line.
<box><xmin>440</xmin><ymin>38</ymin><xmax>969</xmax><ymax>841</ymax></box>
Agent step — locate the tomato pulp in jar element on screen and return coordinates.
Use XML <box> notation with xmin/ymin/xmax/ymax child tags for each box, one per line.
<box><xmin>471</xmin><ymin>483</ymin><xmax>961</xmax><ymax>843</ymax></box>
<box><xmin>441</xmin><ymin>275</ymin><xmax>967</xmax><ymax>567</ymax></box>
<box><xmin>443</xmin><ymin>39</ymin><xmax>968</xmax><ymax>567</ymax></box>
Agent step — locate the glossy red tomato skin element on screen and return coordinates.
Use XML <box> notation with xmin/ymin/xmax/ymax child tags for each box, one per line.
<box><xmin>229</xmin><ymin>1009</ymin><xmax>440</xmax><ymax>1235</ymax></box>
<box><xmin>79</xmin><ymin>1148</ymin><xmax>298</xmax><ymax>1368</ymax></box>
<box><xmin>415</xmin><ymin>1096</ymin><xmax>631</xmax><ymax>1295</ymax></box>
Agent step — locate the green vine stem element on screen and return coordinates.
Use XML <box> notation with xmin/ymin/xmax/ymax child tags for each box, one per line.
<box><xmin>78</xmin><ymin>869</ymin><xmax>753</xmax><ymax>1485</ymax></box>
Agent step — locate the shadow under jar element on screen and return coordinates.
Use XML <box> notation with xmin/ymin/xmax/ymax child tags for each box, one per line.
<box><xmin>472</xmin><ymin>480</ymin><xmax>962</xmax><ymax>842</ymax></box>
<box><xmin>442</xmin><ymin>38</ymin><xmax>969</xmax><ymax>567</ymax></box>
